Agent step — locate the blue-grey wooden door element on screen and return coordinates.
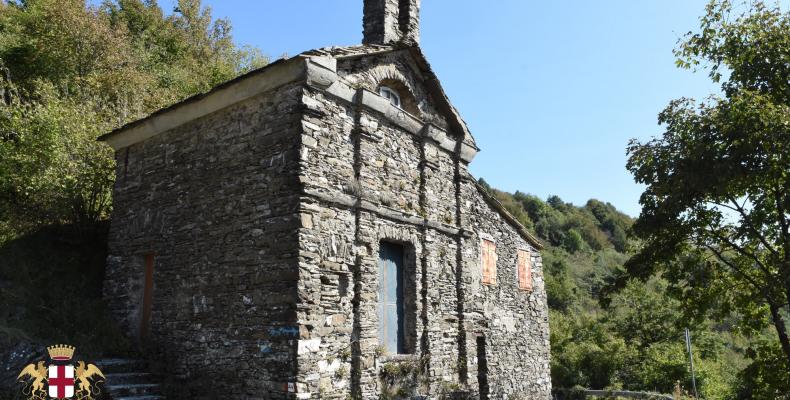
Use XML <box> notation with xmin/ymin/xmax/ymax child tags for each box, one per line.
<box><xmin>378</xmin><ymin>242</ymin><xmax>405</xmax><ymax>354</ymax></box>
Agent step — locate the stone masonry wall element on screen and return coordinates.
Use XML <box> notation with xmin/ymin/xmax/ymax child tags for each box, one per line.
<box><xmin>295</xmin><ymin>50</ymin><xmax>551</xmax><ymax>399</ymax></box>
<box><xmin>295</xmin><ymin>79</ymin><xmax>464</xmax><ymax>398</ymax></box>
<box><xmin>362</xmin><ymin>0</ymin><xmax>420</xmax><ymax>46</ymax></box>
<box><xmin>460</xmin><ymin>174</ymin><xmax>552</xmax><ymax>398</ymax></box>
<box><xmin>103</xmin><ymin>48</ymin><xmax>552</xmax><ymax>400</ymax></box>
<box><xmin>104</xmin><ymin>81</ymin><xmax>305</xmax><ymax>399</ymax></box>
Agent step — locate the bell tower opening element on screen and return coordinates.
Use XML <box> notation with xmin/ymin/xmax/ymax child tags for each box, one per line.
<box><xmin>363</xmin><ymin>0</ymin><xmax>420</xmax><ymax>46</ymax></box>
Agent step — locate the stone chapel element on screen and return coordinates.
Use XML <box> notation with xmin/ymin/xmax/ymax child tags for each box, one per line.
<box><xmin>99</xmin><ymin>1</ymin><xmax>551</xmax><ymax>398</ymax></box>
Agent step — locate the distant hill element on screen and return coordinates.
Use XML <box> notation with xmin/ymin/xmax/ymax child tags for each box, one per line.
<box><xmin>477</xmin><ymin>179</ymin><xmax>745</xmax><ymax>399</ymax></box>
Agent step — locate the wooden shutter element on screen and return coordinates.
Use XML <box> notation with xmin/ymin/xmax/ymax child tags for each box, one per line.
<box><xmin>481</xmin><ymin>239</ymin><xmax>496</xmax><ymax>285</ymax></box>
<box><xmin>517</xmin><ymin>249</ymin><xmax>532</xmax><ymax>291</ymax></box>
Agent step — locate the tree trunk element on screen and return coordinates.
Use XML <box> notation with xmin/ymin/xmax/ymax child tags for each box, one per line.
<box><xmin>768</xmin><ymin>303</ymin><xmax>790</xmax><ymax>373</ymax></box>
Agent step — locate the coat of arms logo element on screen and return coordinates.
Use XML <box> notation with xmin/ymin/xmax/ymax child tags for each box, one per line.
<box><xmin>16</xmin><ymin>344</ymin><xmax>105</xmax><ymax>400</ymax></box>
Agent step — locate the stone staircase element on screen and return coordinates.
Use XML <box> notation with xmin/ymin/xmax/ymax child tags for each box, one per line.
<box><xmin>95</xmin><ymin>358</ymin><xmax>164</xmax><ymax>400</ymax></box>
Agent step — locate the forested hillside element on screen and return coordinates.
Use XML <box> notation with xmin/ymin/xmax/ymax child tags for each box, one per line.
<box><xmin>477</xmin><ymin>180</ymin><xmax>762</xmax><ymax>399</ymax></box>
<box><xmin>0</xmin><ymin>1</ymin><xmax>787</xmax><ymax>399</ymax></box>
<box><xmin>0</xmin><ymin>0</ymin><xmax>267</xmax><ymax>240</ymax></box>
<box><xmin>0</xmin><ymin>0</ymin><xmax>267</xmax><ymax>394</ymax></box>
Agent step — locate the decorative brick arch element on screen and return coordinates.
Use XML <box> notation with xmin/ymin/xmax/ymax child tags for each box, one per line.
<box><xmin>360</xmin><ymin>65</ymin><xmax>425</xmax><ymax>117</ymax></box>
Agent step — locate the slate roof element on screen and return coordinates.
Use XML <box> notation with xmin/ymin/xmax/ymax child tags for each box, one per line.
<box><xmin>301</xmin><ymin>44</ymin><xmax>394</xmax><ymax>58</ymax></box>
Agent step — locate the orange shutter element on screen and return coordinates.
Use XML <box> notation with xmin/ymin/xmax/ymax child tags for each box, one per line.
<box><xmin>517</xmin><ymin>249</ymin><xmax>532</xmax><ymax>291</ymax></box>
<box><xmin>482</xmin><ymin>239</ymin><xmax>496</xmax><ymax>285</ymax></box>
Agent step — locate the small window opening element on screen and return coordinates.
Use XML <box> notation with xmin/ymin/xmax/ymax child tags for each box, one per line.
<box><xmin>377</xmin><ymin>79</ymin><xmax>420</xmax><ymax>116</ymax></box>
<box><xmin>379</xmin><ymin>86</ymin><xmax>401</xmax><ymax>108</ymax></box>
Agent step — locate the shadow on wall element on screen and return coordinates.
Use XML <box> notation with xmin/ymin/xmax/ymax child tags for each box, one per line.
<box><xmin>0</xmin><ymin>223</ymin><xmax>131</xmax><ymax>395</ymax></box>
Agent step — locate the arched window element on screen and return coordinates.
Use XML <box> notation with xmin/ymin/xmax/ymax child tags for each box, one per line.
<box><xmin>379</xmin><ymin>86</ymin><xmax>401</xmax><ymax>108</ymax></box>
<box><xmin>376</xmin><ymin>79</ymin><xmax>420</xmax><ymax>116</ymax></box>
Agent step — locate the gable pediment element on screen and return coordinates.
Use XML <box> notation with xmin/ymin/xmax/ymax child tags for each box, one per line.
<box><xmin>303</xmin><ymin>45</ymin><xmax>478</xmax><ymax>152</ymax></box>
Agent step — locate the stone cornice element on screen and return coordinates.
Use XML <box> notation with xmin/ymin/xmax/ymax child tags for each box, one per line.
<box><xmin>304</xmin><ymin>56</ymin><xmax>477</xmax><ymax>163</ymax></box>
<box><xmin>301</xmin><ymin>188</ymin><xmax>461</xmax><ymax>237</ymax></box>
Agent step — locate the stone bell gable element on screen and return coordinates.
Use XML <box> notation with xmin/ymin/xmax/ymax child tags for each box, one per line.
<box><xmin>100</xmin><ymin>2</ymin><xmax>551</xmax><ymax>399</ymax></box>
<box><xmin>363</xmin><ymin>0</ymin><xmax>421</xmax><ymax>46</ymax></box>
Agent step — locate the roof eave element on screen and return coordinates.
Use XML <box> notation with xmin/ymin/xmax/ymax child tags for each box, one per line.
<box><xmin>473</xmin><ymin>180</ymin><xmax>544</xmax><ymax>250</ymax></box>
<box><xmin>98</xmin><ymin>56</ymin><xmax>306</xmax><ymax>150</ymax></box>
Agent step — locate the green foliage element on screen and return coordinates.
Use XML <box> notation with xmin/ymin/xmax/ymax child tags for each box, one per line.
<box><xmin>378</xmin><ymin>357</ymin><xmax>429</xmax><ymax>400</ymax></box>
<box><xmin>543</xmin><ymin>251</ymin><xmax>576</xmax><ymax>312</ymax></box>
<box><xmin>623</xmin><ymin>1</ymin><xmax>790</xmax><ymax>395</ymax></box>
<box><xmin>550</xmin><ymin>310</ymin><xmax>629</xmax><ymax>390</ymax></box>
<box><xmin>562</xmin><ymin>229</ymin><xmax>586</xmax><ymax>254</ymax></box>
<box><xmin>481</xmin><ymin>181</ymin><xmax>633</xmax><ymax>256</ymax></box>
<box><xmin>0</xmin><ymin>0</ymin><xmax>267</xmax><ymax>236</ymax></box>
<box><xmin>0</xmin><ymin>81</ymin><xmax>115</xmax><ymax>232</ymax></box>
<box><xmin>479</xmin><ymin>186</ymin><xmax>744</xmax><ymax>398</ymax></box>
<box><xmin>735</xmin><ymin>340</ymin><xmax>790</xmax><ymax>399</ymax></box>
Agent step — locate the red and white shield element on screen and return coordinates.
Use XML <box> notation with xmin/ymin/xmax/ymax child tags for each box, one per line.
<box><xmin>47</xmin><ymin>365</ymin><xmax>74</xmax><ymax>399</ymax></box>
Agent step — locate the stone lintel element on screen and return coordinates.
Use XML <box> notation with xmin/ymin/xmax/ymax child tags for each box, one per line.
<box><xmin>458</xmin><ymin>229</ymin><xmax>475</xmax><ymax>239</ymax></box>
<box><xmin>421</xmin><ymin>123</ymin><xmax>454</xmax><ymax>150</ymax></box>
<box><xmin>356</xmin><ymin>128</ymin><xmax>384</xmax><ymax>143</ymax></box>
<box><xmin>458</xmin><ymin>172</ymin><xmax>477</xmax><ymax>183</ymax></box>
<box><xmin>325</xmin><ymin>81</ymin><xmax>357</xmax><ymax>103</ymax></box>
<box><xmin>419</xmin><ymin>159</ymin><xmax>439</xmax><ymax>170</ymax></box>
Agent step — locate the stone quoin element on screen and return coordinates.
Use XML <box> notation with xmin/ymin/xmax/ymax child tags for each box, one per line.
<box><xmin>99</xmin><ymin>0</ymin><xmax>552</xmax><ymax>398</ymax></box>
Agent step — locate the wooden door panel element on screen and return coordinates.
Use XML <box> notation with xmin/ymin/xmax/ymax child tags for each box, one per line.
<box><xmin>378</xmin><ymin>242</ymin><xmax>405</xmax><ymax>354</ymax></box>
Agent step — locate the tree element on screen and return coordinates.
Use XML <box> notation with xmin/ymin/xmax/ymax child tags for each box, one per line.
<box><xmin>624</xmin><ymin>0</ymin><xmax>790</xmax><ymax>374</ymax></box>
<box><xmin>0</xmin><ymin>0</ymin><xmax>267</xmax><ymax>235</ymax></box>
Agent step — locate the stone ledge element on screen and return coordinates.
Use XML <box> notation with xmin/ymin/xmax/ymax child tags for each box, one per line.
<box><xmin>301</xmin><ymin>188</ymin><xmax>461</xmax><ymax>237</ymax></box>
<box><xmin>305</xmin><ymin>56</ymin><xmax>338</xmax><ymax>89</ymax></box>
<box><xmin>302</xmin><ymin>59</ymin><xmax>477</xmax><ymax>163</ymax></box>
<box><xmin>379</xmin><ymin>354</ymin><xmax>420</xmax><ymax>363</ymax></box>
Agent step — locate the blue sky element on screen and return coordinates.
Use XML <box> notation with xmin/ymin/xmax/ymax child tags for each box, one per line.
<box><xmin>148</xmin><ymin>1</ymin><xmax>729</xmax><ymax>217</ymax></box>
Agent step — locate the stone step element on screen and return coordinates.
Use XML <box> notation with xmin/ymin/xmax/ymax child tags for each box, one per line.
<box><xmin>95</xmin><ymin>358</ymin><xmax>164</xmax><ymax>399</ymax></box>
<box><xmin>105</xmin><ymin>372</ymin><xmax>154</xmax><ymax>385</ymax></box>
<box><xmin>113</xmin><ymin>397</ymin><xmax>165</xmax><ymax>400</ymax></box>
<box><xmin>106</xmin><ymin>383</ymin><xmax>161</xmax><ymax>397</ymax></box>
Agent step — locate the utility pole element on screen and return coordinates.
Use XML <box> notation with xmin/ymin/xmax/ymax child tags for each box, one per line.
<box><xmin>684</xmin><ymin>328</ymin><xmax>699</xmax><ymax>398</ymax></box>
